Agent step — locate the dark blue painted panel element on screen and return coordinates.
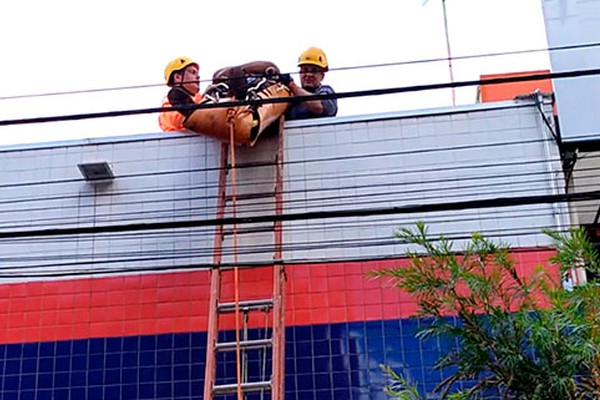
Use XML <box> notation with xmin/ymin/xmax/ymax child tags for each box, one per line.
<box><xmin>0</xmin><ymin>318</ymin><xmax>483</xmax><ymax>400</ymax></box>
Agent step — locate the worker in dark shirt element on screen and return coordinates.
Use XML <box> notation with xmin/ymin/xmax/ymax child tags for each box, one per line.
<box><xmin>159</xmin><ymin>56</ymin><xmax>204</xmax><ymax>132</ymax></box>
<box><xmin>283</xmin><ymin>47</ymin><xmax>338</xmax><ymax>120</ymax></box>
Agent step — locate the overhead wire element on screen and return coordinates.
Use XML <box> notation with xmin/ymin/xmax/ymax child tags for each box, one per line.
<box><xmin>0</xmin><ymin>55</ymin><xmax>596</xmax><ymax>277</ymax></box>
<box><xmin>0</xmin><ymin>194</ymin><xmax>583</xmax><ymax>248</ymax></box>
<box><xmin>0</xmin><ymin>187</ymin><xmax>596</xmax><ymax>240</ymax></box>
<box><xmin>0</xmin><ymin>199</ymin><xmax>578</xmax><ymax>255</ymax></box>
<box><xmin>0</xmin><ymin>208</ymin><xmax>578</xmax><ymax>277</ymax></box>
<box><xmin>0</xmin><ymin>221</ymin><xmax>581</xmax><ymax>278</ymax></box>
<box><xmin>0</xmin><ymin>200</ymin><xmax>576</xmax><ymax>247</ymax></box>
<box><xmin>0</xmin><ymin>215</ymin><xmax>578</xmax><ymax>266</ymax></box>
<box><xmin>0</xmin><ymin>133</ymin><xmax>570</xmax><ymax>206</ymax></box>
<box><xmin>0</xmin><ymin>170</ymin><xmax>584</xmax><ymax>276</ymax></box>
<box><xmin>0</xmin><ymin>41</ymin><xmax>598</xmax><ymax>102</ymax></box>
<box><xmin>0</xmin><ymin>68</ymin><xmax>598</xmax><ymax>127</ymax></box>
<box><xmin>0</xmin><ymin>164</ymin><xmax>572</xmax><ymax>264</ymax></box>
<box><xmin>0</xmin><ymin>155</ymin><xmax>571</xmax><ymax>230</ymax></box>
<box><xmin>0</xmin><ymin>162</ymin><xmax>572</xmax><ymax>230</ymax></box>
<box><xmin>0</xmin><ymin>145</ymin><xmax>576</xmax><ymax>233</ymax></box>
<box><xmin>0</xmin><ymin>125</ymin><xmax>567</xmax><ymax>194</ymax></box>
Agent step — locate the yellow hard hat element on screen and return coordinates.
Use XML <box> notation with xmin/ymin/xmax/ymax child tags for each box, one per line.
<box><xmin>164</xmin><ymin>56</ymin><xmax>198</xmax><ymax>85</ymax></box>
<box><xmin>297</xmin><ymin>47</ymin><xmax>328</xmax><ymax>71</ymax></box>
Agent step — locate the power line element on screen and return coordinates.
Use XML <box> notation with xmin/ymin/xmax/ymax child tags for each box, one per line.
<box><xmin>0</xmin><ymin>72</ymin><xmax>583</xmax><ymax>277</ymax></box>
<box><xmin>0</xmin><ymin>134</ymin><xmax>562</xmax><ymax>194</ymax></box>
<box><xmin>0</xmin><ymin>215</ymin><xmax>576</xmax><ymax>268</ymax></box>
<box><xmin>0</xmin><ymin>193</ymin><xmax>579</xmax><ymax>247</ymax></box>
<box><xmin>0</xmin><ymin>189</ymin><xmax>595</xmax><ymax>239</ymax></box>
<box><xmin>0</xmin><ymin>125</ymin><xmax>562</xmax><ymax>192</ymax></box>
<box><xmin>0</xmin><ymin>131</ymin><xmax>568</xmax><ymax>222</ymax></box>
<box><xmin>0</xmin><ymin>132</ymin><xmax>572</xmax><ymax>232</ymax></box>
<box><xmin>0</xmin><ymin>217</ymin><xmax>572</xmax><ymax>266</ymax></box>
<box><xmin>0</xmin><ymin>197</ymin><xmax>579</xmax><ymax>276</ymax></box>
<box><xmin>0</xmin><ymin>225</ymin><xmax>576</xmax><ymax>278</ymax></box>
<box><xmin>1</xmin><ymin>41</ymin><xmax>597</xmax><ymax>102</ymax></box>
<box><xmin>0</xmin><ymin>163</ymin><xmax>570</xmax><ymax>230</ymax></box>
<box><xmin>0</xmin><ymin>68</ymin><xmax>597</xmax><ymax>127</ymax></box>
<box><xmin>0</xmin><ymin>149</ymin><xmax>569</xmax><ymax>230</ymax></box>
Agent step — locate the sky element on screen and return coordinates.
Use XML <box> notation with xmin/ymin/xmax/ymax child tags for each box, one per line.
<box><xmin>0</xmin><ymin>0</ymin><xmax>551</xmax><ymax>146</ymax></box>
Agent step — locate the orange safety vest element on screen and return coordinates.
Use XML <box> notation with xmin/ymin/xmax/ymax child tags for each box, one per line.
<box><xmin>158</xmin><ymin>92</ymin><xmax>203</xmax><ymax>132</ymax></box>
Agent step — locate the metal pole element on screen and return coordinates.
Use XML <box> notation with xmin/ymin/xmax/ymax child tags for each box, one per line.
<box><xmin>441</xmin><ymin>0</ymin><xmax>456</xmax><ymax>106</ymax></box>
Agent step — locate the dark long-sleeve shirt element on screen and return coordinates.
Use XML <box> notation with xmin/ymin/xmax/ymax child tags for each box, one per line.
<box><xmin>285</xmin><ymin>85</ymin><xmax>338</xmax><ymax>121</ymax></box>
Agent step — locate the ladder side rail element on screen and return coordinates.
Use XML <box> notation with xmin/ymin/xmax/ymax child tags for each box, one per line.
<box><xmin>207</xmin><ymin>117</ymin><xmax>287</xmax><ymax>399</ymax></box>
<box><xmin>228</xmin><ymin>116</ymin><xmax>244</xmax><ymax>400</ymax></box>
<box><xmin>272</xmin><ymin>117</ymin><xmax>286</xmax><ymax>400</ymax></box>
<box><xmin>203</xmin><ymin>143</ymin><xmax>230</xmax><ymax>400</ymax></box>
<box><xmin>212</xmin><ymin>143</ymin><xmax>230</xmax><ymax>264</ymax></box>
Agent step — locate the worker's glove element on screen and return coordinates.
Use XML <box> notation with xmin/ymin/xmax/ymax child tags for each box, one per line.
<box><xmin>279</xmin><ymin>73</ymin><xmax>293</xmax><ymax>86</ymax></box>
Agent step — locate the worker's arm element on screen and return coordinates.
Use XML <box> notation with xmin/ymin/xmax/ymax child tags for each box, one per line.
<box><xmin>287</xmin><ymin>81</ymin><xmax>325</xmax><ymax>115</ymax></box>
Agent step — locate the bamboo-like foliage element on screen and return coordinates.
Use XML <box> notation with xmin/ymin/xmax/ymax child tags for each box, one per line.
<box><xmin>370</xmin><ymin>222</ymin><xmax>600</xmax><ymax>399</ymax></box>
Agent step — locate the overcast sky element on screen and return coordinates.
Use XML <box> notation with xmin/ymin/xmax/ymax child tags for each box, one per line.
<box><xmin>0</xmin><ymin>0</ymin><xmax>551</xmax><ymax>146</ymax></box>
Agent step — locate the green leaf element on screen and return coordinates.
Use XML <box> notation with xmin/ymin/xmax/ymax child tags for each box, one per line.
<box><xmin>369</xmin><ymin>224</ymin><xmax>600</xmax><ymax>398</ymax></box>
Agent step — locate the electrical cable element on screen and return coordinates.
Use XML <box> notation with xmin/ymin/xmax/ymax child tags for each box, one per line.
<box><xmin>0</xmin><ymin>148</ymin><xmax>575</xmax><ymax>231</ymax></box>
<box><xmin>0</xmin><ymin>68</ymin><xmax>598</xmax><ymax>127</ymax></box>
<box><xmin>0</xmin><ymin>222</ymin><xmax>580</xmax><ymax>278</ymax></box>
<box><xmin>0</xmin><ymin>41</ymin><xmax>598</xmax><ymax>102</ymax></box>
<box><xmin>0</xmin><ymin>167</ymin><xmax>570</xmax><ymax>230</ymax></box>
<box><xmin>0</xmin><ymin>67</ymin><xmax>595</xmax><ymax>277</ymax></box>
<box><xmin>0</xmin><ymin>131</ymin><xmax>568</xmax><ymax>203</ymax></box>
<box><xmin>0</xmin><ymin>161</ymin><xmax>570</xmax><ymax>232</ymax></box>
<box><xmin>0</xmin><ymin>197</ymin><xmax>581</xmax><ymax>277</ymax></box>
<box><xmin>0</xmin><ymin>188</ymin><xmax>596</xmax><ymax>239</ymax></box>
<box><xmin>0</xmin><ymin>197</ymin><xmax>583</xmax><ymax>248</ymax></box>
<box><xmin>0</xmin><ymin>217</ymin><xmax>571</xmax><ymax>265</ymax></box>
<box><xmin>0</xmin><ymin>121</ymin><xmax>566</xmax><ymax>193</ymax></box>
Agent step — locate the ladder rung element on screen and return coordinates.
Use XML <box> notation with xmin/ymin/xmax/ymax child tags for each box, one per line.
<box><xmin>215</xmin><ymin>338</ymin><xmax>272</xmax><ymax>352</ymax></box>
<box><xmin>218</xmin><ymin>299</ymin><xmax>273</xmax><ymax>313</ymax></box>
<box><xmin>213</xmin><ymin>380</ymin><xmax>272</xmax><ymax>395</ymax></box>
<box><xmin>227</xmin><ymin>161</ymin><xmax>271</xmax><ymax>169</ymax></box>
<box><xmin>225</xmin><ymin>191</ymin><xmax>275</xmax><ymax>202</ymax></box>
<box><xmin>223</xmin><ymin>225</ymin><xmax>274</xmax><ymax>236</ymax></box>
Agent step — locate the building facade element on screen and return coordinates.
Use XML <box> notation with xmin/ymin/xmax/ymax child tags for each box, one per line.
<box><xmin>0</xmin><ymin>97</ymin><xmax>568</xmax><ymax>399</ymax></box>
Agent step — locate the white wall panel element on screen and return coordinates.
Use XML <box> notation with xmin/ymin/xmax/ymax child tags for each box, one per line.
<box><xmin>0</xmin><ymin>100</ymin><xmax>564</xmax><ymax>281</ymax></box>
<box><xmin>283</xmin><ymin>101</ymin><xmax>563</xmax><ymax>261</ymax></box>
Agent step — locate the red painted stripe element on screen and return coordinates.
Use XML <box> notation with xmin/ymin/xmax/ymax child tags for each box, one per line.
<box><xmin>0</xmin><ymin>249</ymin><xmax>558</xmax><ymax>344</ymax></box>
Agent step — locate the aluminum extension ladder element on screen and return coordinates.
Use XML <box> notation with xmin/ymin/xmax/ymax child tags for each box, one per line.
<box><xmin>203</xmin><ymin>117</ymin><xmax>286</xmax><ymax>400</ymax></box>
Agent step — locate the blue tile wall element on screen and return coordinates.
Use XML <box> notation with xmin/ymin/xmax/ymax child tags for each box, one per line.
<box><xmin>0</xmin><ymin>319</ymin><xmax>492</xmax><ymax>400</ymax></box>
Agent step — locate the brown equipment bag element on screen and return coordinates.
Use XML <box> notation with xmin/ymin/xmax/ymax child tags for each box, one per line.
<box><xmin>183</xmin><ymin>61</ymin><xmax>291</xmax><ymax>147</ymax></box>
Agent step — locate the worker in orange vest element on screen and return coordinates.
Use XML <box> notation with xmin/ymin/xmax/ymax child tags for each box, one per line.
<box><xmin>159</xmin><ymin>56</ymin><xmax>204</xmax><ymax>132</ymax></box>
